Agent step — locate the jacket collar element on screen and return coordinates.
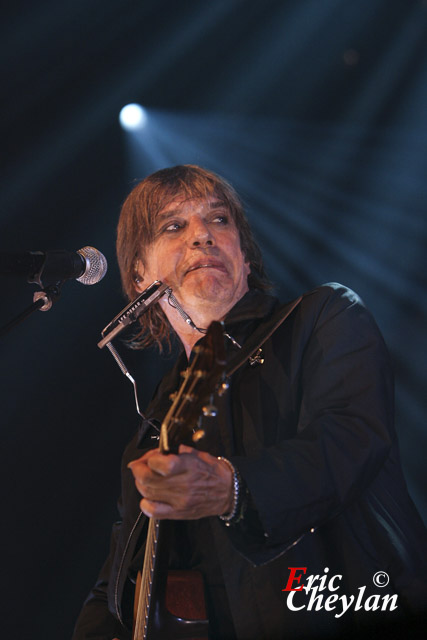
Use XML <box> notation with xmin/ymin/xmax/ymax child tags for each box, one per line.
<box><xmin>223</xmin><ymin>289</ymin><xmax>278</xmax><ymax>327</ymax></box>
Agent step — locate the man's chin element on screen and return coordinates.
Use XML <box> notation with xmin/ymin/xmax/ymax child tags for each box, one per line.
<box><xmin>182</xmin><ymin>279</ymin><xmax>234</xmax><ymax>305</ymax></box>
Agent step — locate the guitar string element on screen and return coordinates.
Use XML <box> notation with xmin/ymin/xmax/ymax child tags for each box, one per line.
<box><xmin>170</xmin><ymin>360</ymin><xmax>201</xmax><ymax>445</ymax></box>
<box><xmin>138</xmin><ymin>518</ymin><xmax>158</xmax><ymax>639</ymax></box>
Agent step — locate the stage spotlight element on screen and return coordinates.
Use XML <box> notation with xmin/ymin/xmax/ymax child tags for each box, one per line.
<box><xmin>119</xmin><ymin>104</ymin><xmax>147</xmax><ymax>130</ymax></box>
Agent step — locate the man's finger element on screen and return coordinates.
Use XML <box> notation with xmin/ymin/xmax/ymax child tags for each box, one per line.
<box><xmin>146</xmin><ymin>452</ymin><xmax>182</xmax><ymax>475</ymax></box>
<box><xmin>140</xmin><ymin>498</ymin><xmax>174</xmax><ymax>519</ymax></box>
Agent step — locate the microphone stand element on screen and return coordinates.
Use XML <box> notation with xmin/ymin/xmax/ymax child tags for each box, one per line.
<box><xmin>0</xmin><ymin>282</ymin><xmax>62</xmax><ymax>338</ymax></box>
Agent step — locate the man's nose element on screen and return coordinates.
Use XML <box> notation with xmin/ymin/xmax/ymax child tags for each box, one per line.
<box><xmin>187</xmin><ymin>217</ymin><xmax>214</xmax><ymax>247</ymax></box>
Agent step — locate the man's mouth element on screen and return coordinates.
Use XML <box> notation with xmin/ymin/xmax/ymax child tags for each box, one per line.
<box><xmin>185</xmin><ymin>261</ymin><xmax>227</xmax><ymax>275</ymax></box>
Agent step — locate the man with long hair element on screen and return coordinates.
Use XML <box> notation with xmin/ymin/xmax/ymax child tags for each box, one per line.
<box><xmin>73</xmin><ymin>165</ymin><xmax>426</xmax><ymax>639</ymax></box>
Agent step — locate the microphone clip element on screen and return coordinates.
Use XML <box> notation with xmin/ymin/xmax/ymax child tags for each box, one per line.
<box><xmin>32</xmin><ymin>284</ymin><xmax>62</xmax><ymax>312</ymax></box>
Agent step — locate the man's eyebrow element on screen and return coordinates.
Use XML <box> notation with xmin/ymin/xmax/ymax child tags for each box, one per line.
<box><xmin>155</xmin><ymin>209</ymin><xmax>180</xmax><ymax>223</ymax></box>
<box><xmin>208</xmin><ymin>199</ymin><xmax>227</xmax><ymax>209</ymax></box>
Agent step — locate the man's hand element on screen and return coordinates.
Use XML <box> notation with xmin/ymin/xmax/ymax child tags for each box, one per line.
<box><xmin>127</xmin><ymin>445</ymin><xmax>234</xmax><ymax>519</ymax></box>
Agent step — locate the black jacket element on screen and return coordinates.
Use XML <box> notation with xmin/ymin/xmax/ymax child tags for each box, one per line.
<box><xmin>73</xmin><ymin>284</ymin><xmax>427</xmax><ymax>639</ymax></box>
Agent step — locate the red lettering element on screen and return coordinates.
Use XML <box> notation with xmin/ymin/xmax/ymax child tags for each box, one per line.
<box><xmin>282</xmin><ymin>567</ymin><xmax>307</xmax><ymax>591</ymax></box>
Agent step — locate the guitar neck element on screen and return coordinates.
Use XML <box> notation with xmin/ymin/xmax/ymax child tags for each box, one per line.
<box><xmin>133</xmin><ymin>517</ymin><xmax>161</xmax><ymax>640</ymax></box>
<box><xmin>132</xmin><ymin>321</ymin><xmax>225</xmax><ymax>639</ymax></box>
<box><xmin>133</xmin><ymin>399</ymin><xmax>173</xmax><ymax>640</ymax></box>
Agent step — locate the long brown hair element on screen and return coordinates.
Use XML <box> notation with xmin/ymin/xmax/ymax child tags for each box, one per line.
<box><xmin>116</xmin><ymin>164</ymin><xmax>270</xmax><ymax>350</ymax></box>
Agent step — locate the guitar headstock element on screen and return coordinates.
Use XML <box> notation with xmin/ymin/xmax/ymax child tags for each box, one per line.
<box><xmin>159</xmin><ymin>321</ymin><xmax>226</xmax><ymax>453</ymax></box>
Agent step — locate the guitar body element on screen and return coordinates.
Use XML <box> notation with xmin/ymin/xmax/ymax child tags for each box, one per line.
<box><xmin>132</xmin><ymin>321</ymin><xmax>226</xmax><ymax>640</ymax></box>
<box><xmin>166</xmin><ymin>570</ymin><xmax>207</xmax><ymax>623</ymax></box>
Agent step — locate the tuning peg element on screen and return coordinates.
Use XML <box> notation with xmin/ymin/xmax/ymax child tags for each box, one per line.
<box><xmin>192</xmin><ymin>429</ymin><xmax>205</xmax><ymax>442</ymax></box>
<box><xmin>217</xmin><ymin>380</ymin><xmax>229</xmax><ymax>396</ymax></box>
<box><xmin>202</xmin><ymin>403</ymin><xmax>217</xmax><ymax>417</ymax></box>
<box><xmin>249</xmin><ymin>348</ymin><xmax>264</xmax><ymax>366</ymax></box>
<box><xmin>169</xmin><ymin>392</ymin><xmax>177</xmax><ymax>401</ymax></box>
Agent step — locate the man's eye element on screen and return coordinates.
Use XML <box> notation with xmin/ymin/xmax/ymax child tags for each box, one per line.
<box><xmin>212</xmin><ymin>214</ymin><xmax>229</xmax><ymax>224</ymax></box>
<box><xmin>163</xmin><ymin>222</ymin><xmax>182</xmax><ymax>233</ymax></box>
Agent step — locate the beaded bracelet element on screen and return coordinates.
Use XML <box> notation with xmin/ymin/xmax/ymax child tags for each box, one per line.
<box><xmin>217</xmin><ymin>456</ymin><xmax>245</xmax><ymax>526</ymax></box>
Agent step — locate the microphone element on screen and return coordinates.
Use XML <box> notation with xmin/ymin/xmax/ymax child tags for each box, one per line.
<box><xmin>0</xmin><ymin>246</ymin><xmax>108</xmax><ymax>286</ymax></box>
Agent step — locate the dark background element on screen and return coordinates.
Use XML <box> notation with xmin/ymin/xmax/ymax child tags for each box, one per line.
<box><xmin>1</xmin><ymin>1</ymin><xmax>426</xmax><ymax>637</ymax></box>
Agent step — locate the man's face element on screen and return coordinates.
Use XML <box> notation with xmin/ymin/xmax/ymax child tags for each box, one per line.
<box><xmin>137</xmin><ymin>196</ymin><xmax>250</xmax><ymax>314</ymax></box>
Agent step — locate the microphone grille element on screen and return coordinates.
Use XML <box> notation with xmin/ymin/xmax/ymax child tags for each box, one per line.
<box><xmin>76</xmin><ymin>246</ymin><xmax>108</xmax><ymax>285</ymax></box>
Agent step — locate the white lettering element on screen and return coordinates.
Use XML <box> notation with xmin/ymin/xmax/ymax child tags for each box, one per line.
<box><xmin>364</xmin><ymin>595</ymin><xmax>380</xmax><ymax>612</ymax></box>
<box><xmin>354</xmin><ymin>586</ymin><xmax>366</xmax><ymax>611</ymax></box>
<box><xmin>286</xmin><ymin>590</ymin><xmax>305</xmax><ymax>611</ymax></box>
<box><xmin>324</xmin><ymin>594</ymin><xmax>339</xmax><ymax>611</ymax></box>
<box><xmin>381</xmin><ymin>594</ymin><xmax>398</xmax><ymax>611</ymax></box>
<box><xmin>307</xmin><ymin>586</ymin><xmax>324</xmax><ymax>611</ymax></box>
<box><xmin>285</xmin><ymin>571</ymin><xmax>399</xmax><ymax>619</ymax></box>
<box><xmin>328</xmin><ymin>574</ymin><xmax>342</xmax><ymax>591</ymax></box>
<box><xmin>335</xmin><ymin>594</ymin><xmax>355</xmax><ymax>618</ymax></box>
<box><xmin>318</xmin><ymin>567</ymin><xmax>330</xmax><ymax>591</ymax></box>
<box><xmin>304</xmin><ymin>574</ymin><xmax>320</xmax><ymax>593</ymax></box>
